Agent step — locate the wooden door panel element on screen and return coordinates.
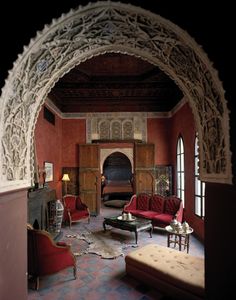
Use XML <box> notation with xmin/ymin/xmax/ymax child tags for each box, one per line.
<box><xmin>79</xmin><ymin>144</ymin><xmax>100</xmax><ymax>215</ymax></box>
<box><xmin>79</xmin><ymin>171</ymin><xmax>97</xmax><ymax>191</ymax></box>
<box><xmin>135</xmin><ymin>144</ymin><xmax>154</xmax><ymax>168</ymax></box>
<box><xmin>79</xmin><ymin>144</ymin><xmax>99</xmax><ymax>168</ymax></box>
<box><xmin>134</xmin><ymin>143</ymin><xmax>155</xmax><ymax>194</ymax></box>
<box><xmin>80</xmin><ymin>192</ymin><xmax>97</xmax><ymax>215</ymax></box>
<box><xmin>135</xmin><ymin>170</ymin><xmax>154</xmax><ymax>195</ymax></box>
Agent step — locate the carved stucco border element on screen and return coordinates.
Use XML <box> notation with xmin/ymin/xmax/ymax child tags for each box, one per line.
<box><xmin>0</xmin><ymin>1</ymin><xmax>232</xmax><ymax>192</ymax></box>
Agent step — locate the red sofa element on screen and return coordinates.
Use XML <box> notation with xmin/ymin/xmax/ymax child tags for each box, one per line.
<box><xmin>123</xmin><ymin>193</ymin><xmax>183</xmax><ymax>228</ymax></box>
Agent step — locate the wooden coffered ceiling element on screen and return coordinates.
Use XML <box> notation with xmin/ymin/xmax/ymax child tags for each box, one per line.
<box><xmin>48</xmin><ymin>53</ymin><xmax>183</xmax><ymax>113</ymax></box>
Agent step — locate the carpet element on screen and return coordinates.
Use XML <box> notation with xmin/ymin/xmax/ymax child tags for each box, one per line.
<box><xmin>66</xmin><ymin>227</ymin><xmax>134</xmax><ymax>259</ymax></box>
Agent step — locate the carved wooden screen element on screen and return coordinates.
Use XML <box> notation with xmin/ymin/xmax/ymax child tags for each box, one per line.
<box><xmin>154</xmin><ymin>165</ymin><xmax>173</xmax><ymax>196</ymax></box>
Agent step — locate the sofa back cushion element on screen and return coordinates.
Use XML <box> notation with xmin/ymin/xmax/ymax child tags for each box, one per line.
<box><xmin>150</xmin><ymin>194</ymin><xmax>165</xmax><ymax>213</ymax></box>
<box><xmin>164</xmin><ymin>196</ymin><xmax>181</xmax><ymax>215</ymax></box>
<box><xmin>137</xmin><ymin>193</ymin><xmax>150</xmax><ymax>210</ymax></box>
<box><xmin>63</xmin><ymin>195</ymin><xmax>76</xmax><ymax>211</ymax></box>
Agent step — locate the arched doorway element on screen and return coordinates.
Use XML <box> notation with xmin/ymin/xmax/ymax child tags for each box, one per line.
<box><xmin>0</xmin><ymin>1</ymin><xmax>232</xmax><ymax>193</ymax></box>
<box><xmin>102</xmin><ymin>152</ymin><xmax>133</xmax><ymax>201</ymax></box>
<box><xmin>103</xmin><ymin>152</ymin><xmax>132</xmax><ymax>181</ymax></box>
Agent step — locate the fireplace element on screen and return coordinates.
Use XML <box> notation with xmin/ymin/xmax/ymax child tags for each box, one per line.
<box><xmin>27</xmin><ymin>187</ymin><xmax>56</xmax><ymax>232</ymax></box>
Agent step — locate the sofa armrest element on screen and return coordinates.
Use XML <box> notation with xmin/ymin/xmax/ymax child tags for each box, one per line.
<box><xmin>123</xmin><ymin>194</ymin><xmax>137</xmax><ymax>212</ymax></box>
<box><xmin>56</xmin><ymin>241</ymin><xmax>70</xmax><ymax>248</ymax></box>
<box><xmin>175</xmin><ymin>200</ymin><xmax>184</xmax><ymax>223</ymax></box>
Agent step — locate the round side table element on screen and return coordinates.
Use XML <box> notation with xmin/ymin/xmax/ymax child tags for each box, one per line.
<box><xmin>165</xmin><ymin>225</ymin><xmax>194</xmax><ymax>253</ymax></box>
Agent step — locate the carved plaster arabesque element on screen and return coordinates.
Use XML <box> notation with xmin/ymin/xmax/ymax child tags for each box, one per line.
<box><xmin>0</xmin><ymin>1</ymin><xmax>232</xmax><ymax>192</ymax></box>
<box><xmin>86</xmin><ymin>112</ymin><xmax>147</xmax><ymax>143</ymax></box>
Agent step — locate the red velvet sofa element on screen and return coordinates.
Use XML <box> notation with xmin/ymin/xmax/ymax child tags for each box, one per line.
<box><xmin>123</xmin><ymin>193</ymin><xmax>183</xmax><ymax>228</ymax></box>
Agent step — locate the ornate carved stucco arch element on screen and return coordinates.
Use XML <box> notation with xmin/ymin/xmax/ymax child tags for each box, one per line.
<box><xmin>0</xmin><ymin>1</ymin><xmax>232</xmax><ymax>192</ymax></box>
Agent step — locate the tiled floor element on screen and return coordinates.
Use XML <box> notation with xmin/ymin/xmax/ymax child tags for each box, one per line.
<box><xmin>28</xmin><ymin>205</ymin><xmax>204</xmax><ymax>300</ymax></box>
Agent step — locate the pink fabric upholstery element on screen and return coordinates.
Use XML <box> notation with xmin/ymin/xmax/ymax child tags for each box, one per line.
<box><xmin>28</xmin><ymin>229</ymin><xmax>76</xmax><ymax>290</ymax></box>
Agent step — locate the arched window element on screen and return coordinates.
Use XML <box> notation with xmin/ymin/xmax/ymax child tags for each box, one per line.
<box><xmin>176</xmin><ymin>136</ymin><xmax>185</xmax><ymax>206</ymax></box>
<box><xmin>194</xmin><ymin>135</ymin><xmax>205</xmax><ymax>218</ymax></box>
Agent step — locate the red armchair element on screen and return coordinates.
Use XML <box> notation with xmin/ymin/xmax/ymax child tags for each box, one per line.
<box><xmin>27</xmin><ymin>228</ymin><xmax>77</xmax><ymax>290</ymax></box>
<box><xmin>62</xmin><ymin>195</ymin><xmax>90</xmax><ymax>228</ymax></box>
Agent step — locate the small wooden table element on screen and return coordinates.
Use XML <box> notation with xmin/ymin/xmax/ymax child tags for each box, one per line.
<box><xmin>103</xmin><ymin>215</ymin><xmax>153</xmax><ymax>244</ymax></box>
<box><xmin>165</xmin><ymin>225</ymin><xmax>193</xmax><ymax>253</ymax></box>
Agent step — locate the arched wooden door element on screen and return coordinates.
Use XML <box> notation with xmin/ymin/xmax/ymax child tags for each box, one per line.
<box><xmin>79</xmin><ymin>144</ymin><xmax>100</xmax><ymax>215</ymax></box>
<box><xmin>134</xmin><ymin>143</ymin><xmax>155</xmax><ymax>195</ymax></box>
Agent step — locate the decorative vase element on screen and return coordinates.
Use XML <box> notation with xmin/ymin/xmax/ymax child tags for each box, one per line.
<box><xmin>182</xmin><ymin>221</ymin><xmax>190</xmax><ymax>233</ymax></box>
<box><xmin>170</xmin><ymin>218</ymin><xmax>178</xmax><ymax>231</ymax></box>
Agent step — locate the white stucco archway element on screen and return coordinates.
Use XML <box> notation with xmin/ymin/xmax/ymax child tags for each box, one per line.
<box><xmin>0</xmin><ymin>1</ymin><xmax>232</xmax><ymax>192</ymax></box>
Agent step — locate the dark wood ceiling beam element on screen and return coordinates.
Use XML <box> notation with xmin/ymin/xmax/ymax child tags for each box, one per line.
<box><xmin>53</xmin><ymin>89</ymin><xmax>181</xmax><ymax>99</ymax></box>
<box><xmin>54</xmin><ymin>98</ymin><xmax>176</xmax><ymax>105</ymax></box>
<box><xmin>60</xmin><ymin>104</ymin><xmax>171</xmax><ymax>113</ymax></box>
<box><xmin>53</xmin><ymin>82</ymin><xmax>177</xmax><ymax>89</ymax></box>
<box><xmin>58</xmin><ymin>100</ymin><xmax>176</xmax><ymax>112</ymax></box>
<box><xmin>48</xmin><ymin>53</ymin><xmax>183</xmax><ymax>113</ymax></box>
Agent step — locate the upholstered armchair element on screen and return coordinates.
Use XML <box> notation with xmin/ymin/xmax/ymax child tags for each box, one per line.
<box><xmin>27</xmin><ymin>228</ymin><xmax>77</xmax><ymax>290</ymax></box>
<box><xmin>62</xmin><ymin>195</ymin><xmax>90</xmax><ymax>228</ymax></box>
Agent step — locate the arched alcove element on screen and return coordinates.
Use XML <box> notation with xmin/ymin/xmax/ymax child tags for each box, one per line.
<box><xmin>103</xmin><ymin>151</ymin><xmax>132</xmax><ymax>181</ymax></box>
<box><xmin>0</xmin><ymin>1</ymin><xmax>232</xmax><ymax>193</ymax></box>
<box><xmin>100</xmin><ymin>147</ymin><xmax>133</xmax><ymax>173</ymax></box>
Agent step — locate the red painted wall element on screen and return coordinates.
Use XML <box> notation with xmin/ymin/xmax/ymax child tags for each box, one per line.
<box><xmin>35</xmin><ymin>108</ymin><xmax>86</xmax><ymax>198</ymax></box>
<box><xmin>169</xmin><ymin>103</ymin><xmax>204</xmax><ymax>240</ymax></box>
<box><xmin>147</xmin><ymin>118</ymin><xmax>171</xmax><ymax>165</ymax></box>
<box><xmin>35</xmin><ymin>106</ymin><xmax>62</xmax><ymax>198</ymax></box>
<box><xmin>61</xmin><ymin>119</ymin><xmax>86</xmax><ymax>166</ymax></box>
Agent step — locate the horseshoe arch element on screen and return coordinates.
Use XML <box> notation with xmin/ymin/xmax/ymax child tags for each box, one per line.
<box><xmin>0</xmin><ymin>1</ymin><xmax>232</xmax><ymax>192</ymax></box>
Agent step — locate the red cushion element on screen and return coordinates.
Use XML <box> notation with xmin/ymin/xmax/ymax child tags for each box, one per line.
<box><xmin>64</xmin><ymin>196</ymin><xmax>76</xmax><ymax>210</ymax></box>
<box><xmin>70</xmin><ymin>210</ymin><xmax>89</xmax><ymax>221</ymax></box>
<box><xmin>124</xmin><ymin>210</ymin><xmax>146</xmax><ymax>218</ymax></box>
<box><xmin>38</xmin><ymin>248</ymin><xmax>74</xmax><ymax>275</ymax></box>
<box><xmin>152</xmin><ymin>213</ymin><xmax>173</xmax><ymax>226</ymax></box>
<box><xmin>76</xmin><ymin>196</ymin><xmax>85</xmax><ymax>210</ymax></box>
<box><xmin>137</xmin><ymin>194</ymin><xmax>150</xmax><ymax>211</ymax></box>
<box><xmin>138</xmin><ymin>211</ymin><xmax>161</xmax><ymax>219</ymax></box>
<box><xmin>164</xmin><ymin>196</ymin><xmax>181</xmax><ymax>215</ymax></box>
<box><xmin>56</xmin><ymin>241</ymin><xmax>67</xmax><ymax>247</ymax></box>
<box><xmin>150</xmin><ymin>194</ymin><xmax>165</xmax><ymax>213</ymax></box>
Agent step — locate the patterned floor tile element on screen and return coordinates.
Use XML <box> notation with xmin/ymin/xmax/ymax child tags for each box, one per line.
<box><xmin>28</xmin><ymin>205</ymin><xmax>204</xmax><ymax>299</ymax></box>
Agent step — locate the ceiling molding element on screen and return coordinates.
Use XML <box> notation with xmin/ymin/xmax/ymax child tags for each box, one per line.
<box><xmin>46</xmin><ymin>96</ymin><xmax>187</xmax><ymax>119</ymax></box>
